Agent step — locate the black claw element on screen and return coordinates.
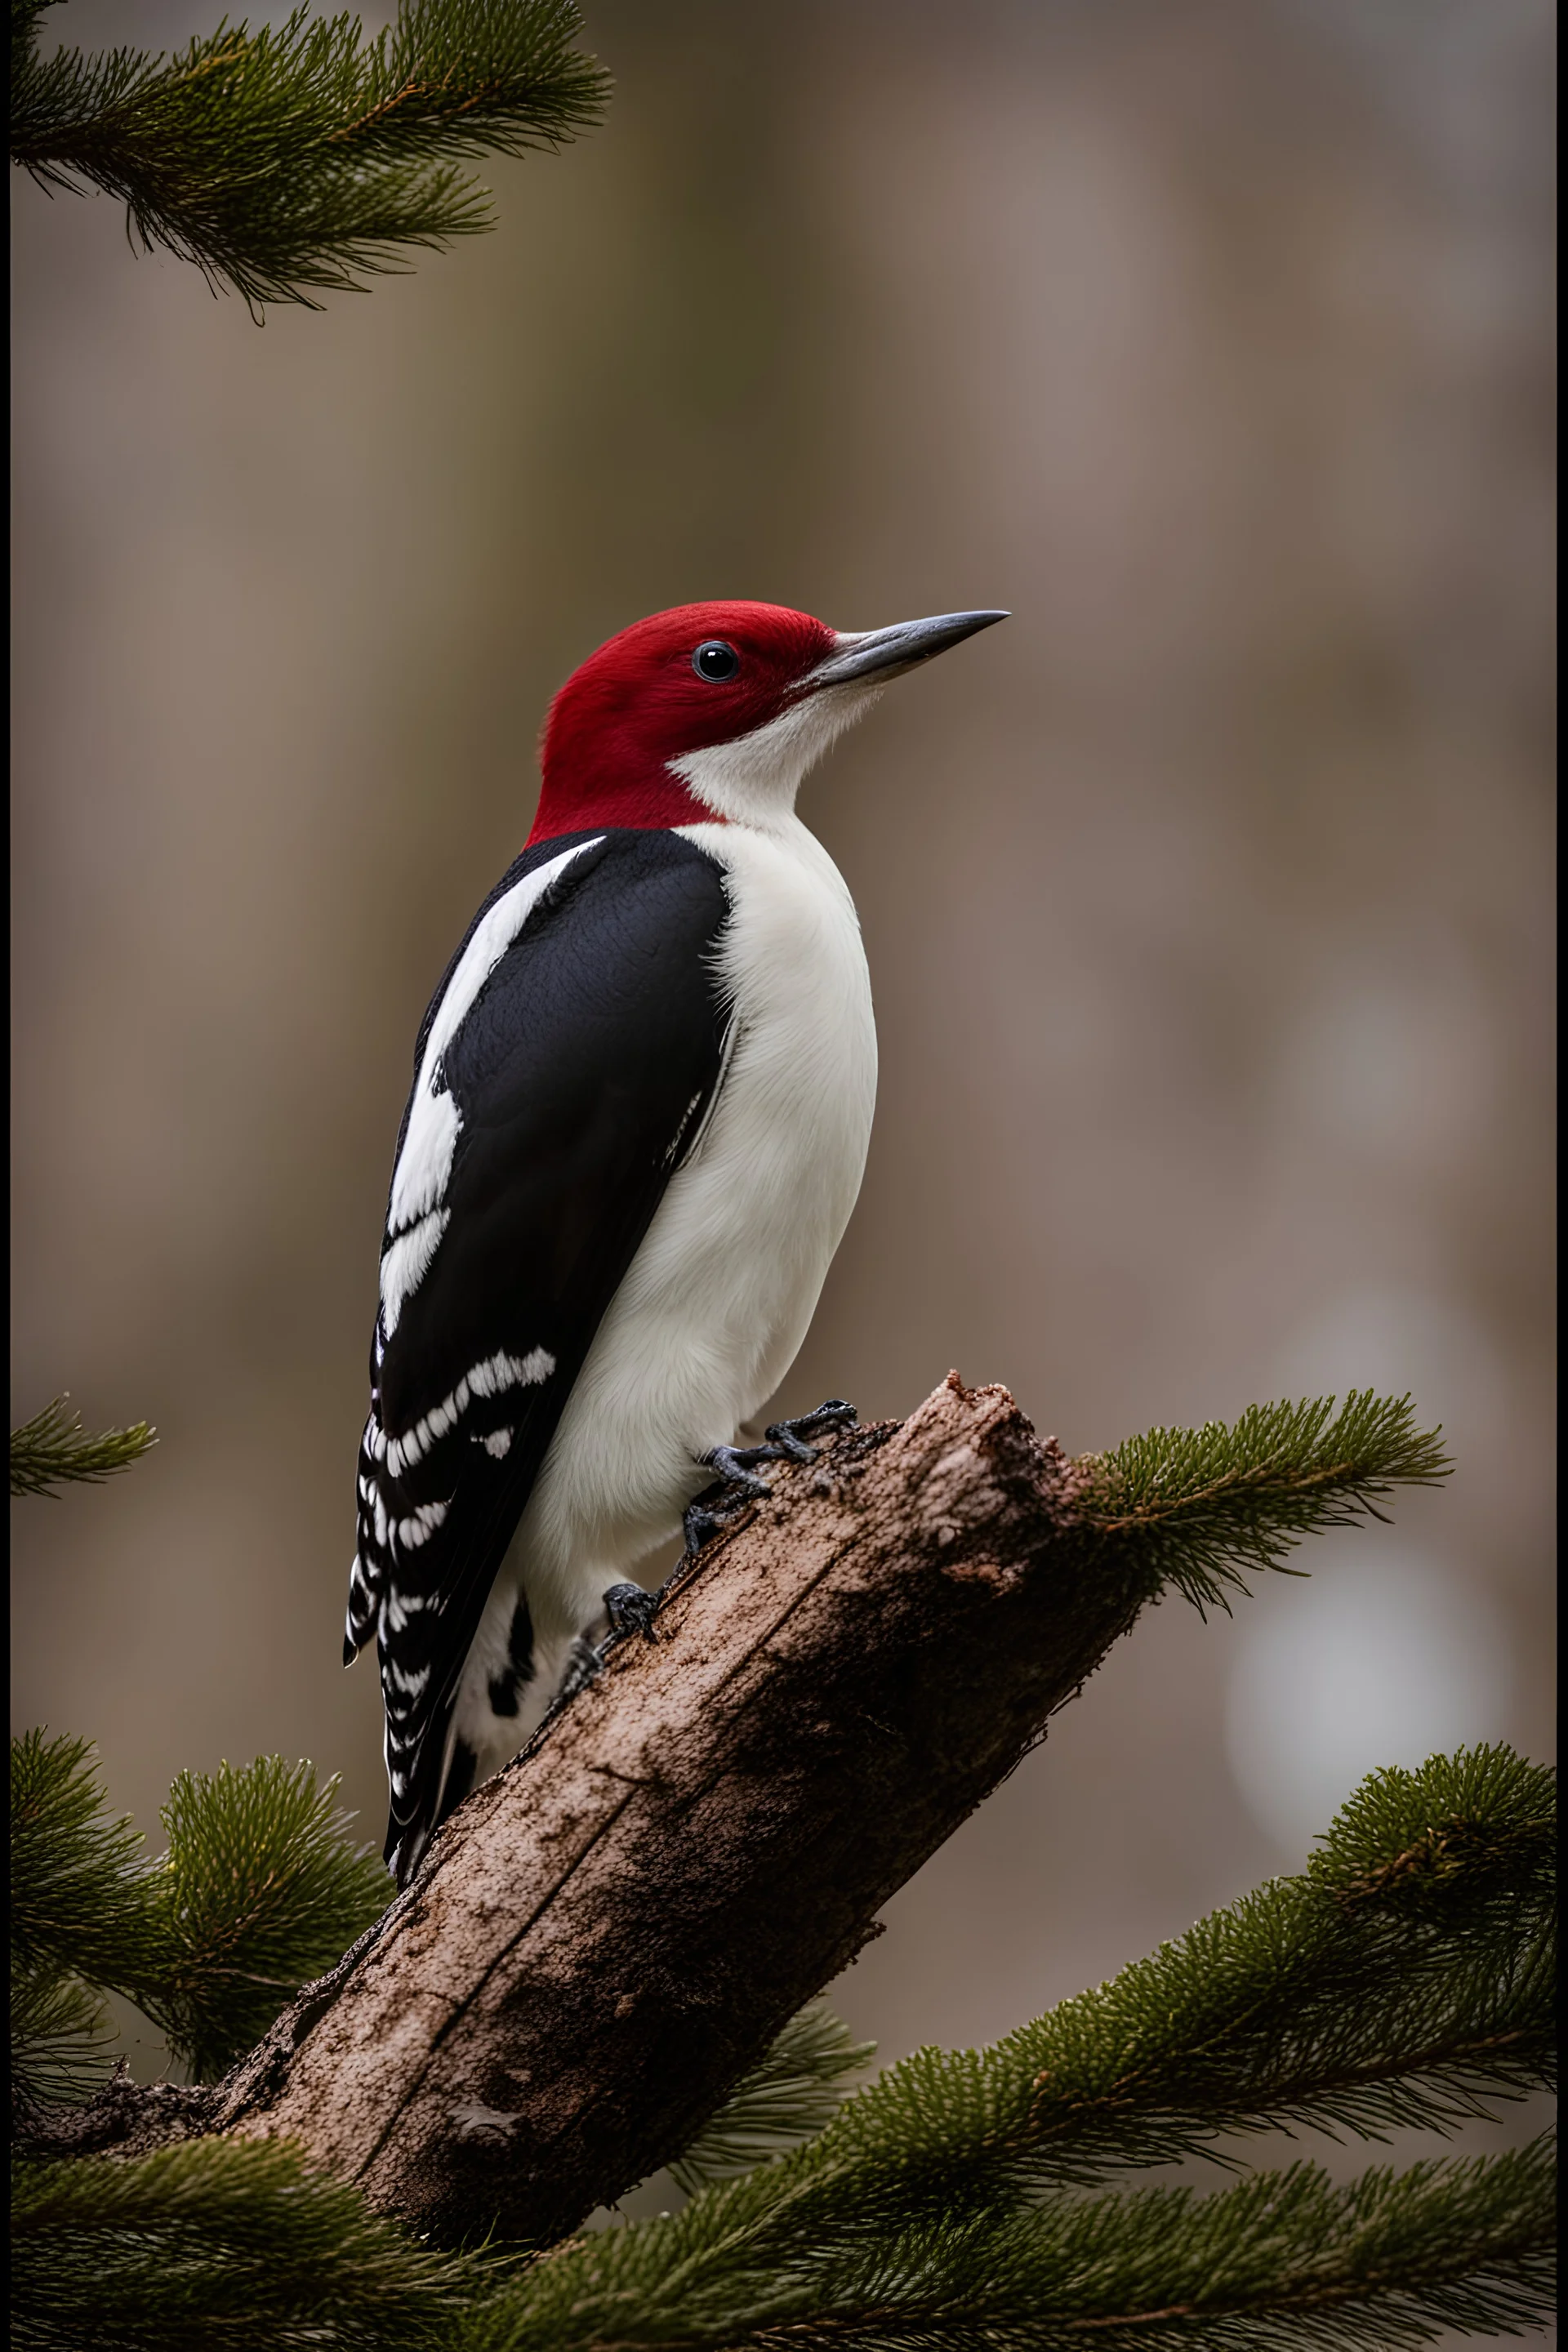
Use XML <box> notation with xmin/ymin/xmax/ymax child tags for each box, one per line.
<box><xmin>703</xmin><ymin>1441</ymin><xmax>786</xmax><ymax>1494</ymax></box>
<box><xmin>555</xmin><ymin>1634</ymin><xmax>605</xmax><ymax>1706</ymax></box>
<box><xmin>689</xmin><ymin>1445</ymin><xmax>782</xmax><ymax>1539</ymax></box>
<box><xmin>681</xmin><ymin>1475</ymin><xmax>761</xmax><ymax>1561</ymax></box>
<box><xmin>764</xmin><ymin>1399</ymin><xmax>858</xmax><ymax>1463</ymax></box>
<box><xmin>680</xmin><ymin>1403</ymin><xmax>858</xmax><ymax>1561</ymax></box>
<box><xmin>764</xmin><ymin>1427</ymin><xmax>817</xmax><ymax>1465</ymax></box>
<box><xmin>604</xmin><ymin>1581</ymin><xmax>660</xmax><ymax>1643</ymax></box>
<box><xmin>681</xmin><ymin>1500</ymin><xmax>719</xmax><ymax>1555</ymax></box>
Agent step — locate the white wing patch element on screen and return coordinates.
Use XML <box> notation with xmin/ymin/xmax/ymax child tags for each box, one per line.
<box><xmin>384</xmin><ymin>1348</ymin><xmax>555</xmax><ymax>1478</ymax></box>
<box><xmin>380</xmin><ymin>836</ymin><xmax>602</xmax><ymax>1337</ymax></box>
<box><xmin>379</xmin><ymin>1211</ymin><xmax>450</xmax><ymax>1339</ymax></box>
<box><xmin>381</xmin><ymin>1586</ymin><xmax>432</xmax><ymax>1633</ymax></box>
<box><xmin>396</xmin><ymin>1499</ymin><xmax>449</xmax><ymax>1549</ymax></box>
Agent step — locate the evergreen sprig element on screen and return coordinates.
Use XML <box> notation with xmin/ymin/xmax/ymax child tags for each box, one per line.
<box><xmin>10</xmin><ymin>1395</ymin><xmax>157</xmax><ymax>1498</ymax></box>
<box><xmin>10</xmin><ymin>1736</ymin><xmax>390</xmax><ymax>2105</ymax></box>
<box><xmin>7</xmin><ymin>1402</ymin><xmax>1549</xmax><ymax>2343</ymax></box>
<box><xmin>11</xmin><ymin>1732</ymin><xmax>163</xmax><ymax>1993</ymax></box>
<box><xmin>1078</xmin><ymin>1392</ymin><xmax>1452</xmax><ymax>1611</ymax></box>
<box><xmin>9</xmin><ymin>1971</ymin><xmax>114</xmax><ymax>2116</ymax></box>
<box><xmin>792</xmin><ymin>1747</ymin><xmax>1554</xmax><ymax>2214</ymax></box>
<box><xmin>471</xmin><ymin>2138</ymin><xmax>1556</xmax><ymax>2350</ymax></box>
<box><xmin>11</xmin><ymin>2136</ymin><xmax>477</xmax><ymax>2351</ymax></box>
<box><xmin>149</xmin><ymin>1756</ymin><xmax>391</xmax><ymax>2079</ymax></box>
<box><xmin>11</xmin><ymin>1731</ymin><xmax>164</xmax><ymax>2112</ymax></box>
<box><xmin>9</xmin><ymin>0</ymin><xmax>610</xmax><ymax>310</ymax></box>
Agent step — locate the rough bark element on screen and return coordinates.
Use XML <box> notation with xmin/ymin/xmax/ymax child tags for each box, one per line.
<box><xmin>31</xmin><ymin>1374</ymin><xmax>1160</xmax><ymax>2247</ymax></box>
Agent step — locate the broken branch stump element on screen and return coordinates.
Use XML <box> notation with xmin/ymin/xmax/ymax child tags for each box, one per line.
<box><xmin>203</xmin><ymin>1372</ymin><xmax>1156</xmax><ymax>2243</ymax></box>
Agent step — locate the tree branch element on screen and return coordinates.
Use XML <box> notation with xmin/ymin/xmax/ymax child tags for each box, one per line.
<box><xmin>213</xmin><ymin>1374</ymin><xmax>1133</xmax><ymax>2243</ymax></box>
<box><xmin>24</xmin><ymin>1374</ymin><xmax>1435</xmax><ymax>2248</ymax></box>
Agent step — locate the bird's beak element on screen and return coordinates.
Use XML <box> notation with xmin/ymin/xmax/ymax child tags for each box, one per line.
<box><xmin>804</xmin><ymin>608</ymin><xmax>1009</xmax><ymax>690</ymax></box>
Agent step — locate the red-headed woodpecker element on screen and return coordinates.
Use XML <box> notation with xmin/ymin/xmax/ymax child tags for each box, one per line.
<box><xmin>345</xmin><ymin>599</ymin><xmax>1007</xmax><ymax>1883</ymax></box>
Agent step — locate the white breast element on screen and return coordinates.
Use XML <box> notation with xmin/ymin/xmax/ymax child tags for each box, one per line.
<box><xmin>512</xmin><ymin>813</ymin><xmax>877</xmax><ymax>1637</ymax></box>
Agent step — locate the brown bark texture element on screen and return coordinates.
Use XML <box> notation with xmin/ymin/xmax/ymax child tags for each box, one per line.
<box><xmin>40</xmin><ymin>1374</ymin><xmax>1162</xmax><ymax>2247</ymax></box>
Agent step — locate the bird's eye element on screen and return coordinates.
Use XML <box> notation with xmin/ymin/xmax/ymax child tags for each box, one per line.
<box><xmin>693</xmin><ymin>639</ymin><xmax>740</xmax><ymax>683</ymax></box>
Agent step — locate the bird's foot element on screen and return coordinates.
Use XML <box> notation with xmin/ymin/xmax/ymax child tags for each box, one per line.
<box><xmin>555</xmin><ymin>1634</ymin><xmax>606</xmax><ymax>1707</ymax></box>
<box><xmin>604</xmin><ymin>1580</ymin><xmax>660</xmax><ymax>1644</ymax></box>
<box><xmin>682</xmin><ymin>1453</ymin><xmax>771</xmax><ymax>1560</ymax></box>
<box><xmin>681</xmin><ymin>1439</ymin><xmax>787</xmax><ymax>1559</ymax></box>
<box><xmin>764</xmin><ymin>1397</ymin><xmax>857</xmax><ymax>1463</ymax></box>
<box><xmin>681</xmin><ymin>1401</ymin><xmax>858</xmax><ymax>1558</ymax></box>
<box><xmin>680</xmin><ymin>1495</ymin><xmax>731</xmax><ymax>1557</ymax></box>
<box><xmin>706</xmin><ymin>1439</ymin><xmax>789</xmax><ymax>1492</ymax></box>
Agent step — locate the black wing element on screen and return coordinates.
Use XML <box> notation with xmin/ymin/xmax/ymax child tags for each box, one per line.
<box><xmin>345</xmin><ymin>826</ymin><xmax>732</xmax><ymax>1875</ymax></box>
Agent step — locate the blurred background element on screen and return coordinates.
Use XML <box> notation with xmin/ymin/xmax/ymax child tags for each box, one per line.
<box><xmin>11</xmin><ymin>0</ymin><xmax>1555</xmax><ymax>2145</ymax></box>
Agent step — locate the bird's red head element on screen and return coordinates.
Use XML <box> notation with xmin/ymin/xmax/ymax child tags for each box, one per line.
<box><xmin>528</xmin><ymin>599</ymin><xmax>1009</xmax><ymax>846</ymax></box>
<box><xmin>530</xmin><ymin>602</ymin><xmax>834</xmax><ymax>844</ymax></box>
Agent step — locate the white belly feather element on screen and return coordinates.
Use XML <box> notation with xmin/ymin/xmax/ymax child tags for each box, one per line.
<box><xmin>454</xmin><ymin>815</ymin><xmax>876</xmax><ymax>1765</ymax></box>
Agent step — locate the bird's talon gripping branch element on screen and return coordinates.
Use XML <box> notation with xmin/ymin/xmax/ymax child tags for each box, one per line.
<box><xmin>679</xmin><ymin>1441</ymin><xmax>782</xmax><ymax>1562</ymax></box>
<box><xmin>764</xmin><ymin>1397</ymin><xmax>857</xmax><ymax>1463</ymax></box>
<box><xmin>555</xmin><ymin>1635</ymin><xmax>606</xmax><ymax>1707</ymax></box>
<box><xmin>603</xmin><ymin>1581</ymin><xmax>660</xmax><ymax>1643</ymax></box>
<box><xmin>701</xmin><ymin>1441</ymin><xmax>786</xmax><ymax>1496</ymax></box>
<box><xmin>680</xmin><ymin>1498</ymin><xmax>728</xmax><ymax>1559</ymax></box>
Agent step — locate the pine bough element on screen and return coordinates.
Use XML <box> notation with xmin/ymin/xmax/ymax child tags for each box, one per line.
<box><xmin>9</xmin><ymin>0</ymin><xmax>609</xmax><ymax>310</ymax></box>
<box><xmin>9</xmin><ymin>1396</ymin><xmax>156</xmax><ymax>1499</ymax></box>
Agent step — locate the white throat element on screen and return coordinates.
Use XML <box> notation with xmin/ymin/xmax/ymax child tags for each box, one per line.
<box><xmin>668</xmin><ymin>681</ymin><xmax>882</xmax><ymax>829</ymax></box>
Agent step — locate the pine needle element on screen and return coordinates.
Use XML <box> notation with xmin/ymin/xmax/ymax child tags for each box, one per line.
<box><xmin>470</xmin><ymin>2138</ymin><xmax>1557</xmax><ymax>2349</ymax></box>
<box><xmin>10</xmin><ymin>1396</ymin><xmax>157</xmax><ymax>1499</ymax></box>
<box><xmin>10</xmin><ymin>1740</ymin><xmax>391</xmax><ymax>2106</ymax></box>
<box><xmin>12</xmin><ymin>2136</ymin><xmax>477</xmax><ymax>2349</ymax></box>
<box><xmin>148</xmin><ymin>1757</ymin><xmax>393</xmax><ymax>2079</ymax></box>
<box><xmin>477</xmin><ymin>1749</ymin><xmax>1553</xmax><ymax>2346</ymax></box>
<box><xmin>1076</xmin><ymin>1392</ymin><xmax>1452</xmax><ymax>1612</ymax></box>
<box><xmin>10</xmin><ymin>1731</ymin><xmax>163</xmax><ymax>2111</ymax></box>
<box><xmin>11</xmin><ymin>1747</ymin><xmax>1556</xmax><ymax>2345</ymax></box>
<box><xmin>9</xmin><ymin>1968</ymin><xmax>118</xmax><ymax>2117</ymax></box>
<box><xmin>4</xmin><ymin>1365</ymin><xmax>1547</xmax><ymax>2350</ymax></box>
<box><xmin>791</xmin><ymin>1747</ymin><xmax>1555</xmax><ymax>2211</ymax></box>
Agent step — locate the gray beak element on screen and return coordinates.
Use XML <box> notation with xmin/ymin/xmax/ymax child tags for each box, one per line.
<box><xmin>806</xmin><ymin>608</ymin><xmax>1009</xmax><ymax>689</ymax></box>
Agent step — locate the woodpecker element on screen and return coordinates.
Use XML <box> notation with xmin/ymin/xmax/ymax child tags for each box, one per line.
<box><xmin>345</xmin><ymin>599</ymin><xmax>1007</xmax><ymax>1883</ymax></box>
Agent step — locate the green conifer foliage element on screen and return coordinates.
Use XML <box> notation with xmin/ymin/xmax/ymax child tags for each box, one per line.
<box><xmin>669</xmin><ymin>2001</ymin><xmax>879</xmax><ymax>2195</ymax></box>
<box><xmin>9</xmin><ymin>1396</ymin><xmax>157</xmax><ymax>1498</ymax></box>
<box><xmin>474</xmin><ymin>1748</ymin><xmax>1554</xmax><ymax>2349</ymax></box>
<box><xmin>11</xmin><ymin>1748</ymin><xmax>1556</xmax><ymax>2346</ymax></box>
<box><xmin>10</xmin><ymin>1395</ymin><xmax>1556</xmax><ymax>2341</ymax></box>
<box><xmin>9</xmin><ymin>0</ymin><xmax>610</xmax><ymax>310</ymax></box>
<box><xmin>1077</xmin><ymin>1391</ymin><xmax>1451</xmax><ymax>1611</ymax></box>
<box><xmin>11</xmin><ymin>1731</ymin><xmax>162</xmax><ymax>2110</ymax></box>
<box><xmin>10</xmin><ymin>1735</ymin><xmax>388</xmax><ymax>2106</ymax></box>
<box><xmin>11</xmin><ymin>2137</ymin><xmax>475</xmax><ymax>2350</ymax></box>
<box><xmin>149</xmin><ymin>1757</ymin><xmax>393</xmax><ymax>2079</ymax></box>
<box><xmin>800</xmin><ymin>1745</ymin><xmax>1555</xmax><ymax>2203</ymax></box>
<box><xmin>476</xmin><ymin>2139</ymin><xmax>1554</xmax><ymax>2350</ymax></box>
